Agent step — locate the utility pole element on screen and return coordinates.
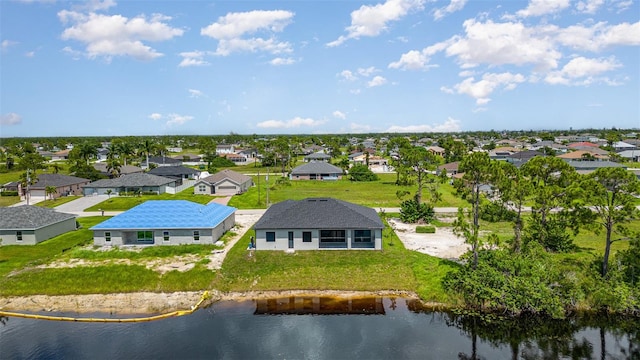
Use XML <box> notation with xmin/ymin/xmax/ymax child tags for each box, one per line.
<box><xmin>257</xmin><ymin>170</ymin><xmax>261</xmax><ymax>206</ymax></box>
<box><xmin>266</xmin><ymin>166</ymin><xmax>270</xmax><ymax>207</ymax></box>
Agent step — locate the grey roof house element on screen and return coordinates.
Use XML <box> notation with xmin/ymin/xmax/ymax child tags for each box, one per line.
<box><xmin>290</xmin><ymin>162</ymin><xmax>343</xmax><ymax>181</ymax></box>
<box><xmin>193</xmin><ymin>169</ymin><xmax>253</xmax><ymax>196</ymax></box>
<box><xmin>82</xmin><ymin>173</ymin><xmax>177</xmax><ymax>196</ymax></box>
<box><xmin>30</xmin><ymin>173</ymin><xmax>91</xmax><ymax>198</ymax></box>
<box><xmin>303</xmin><ymin>152</ymin><xmax>331</xmax><ymax>162</ymax></box>
<box><xmin>93</xmin><ymin>163</ymin><xmax>144</xmax><ymax>177</ymax></box>
<box><xmin>253</xmin><ymin>198</ymin><xmax>384</xmax><ymax>251</ymax></box>
<box><xmin>0</xmin><ymin>205</ymin><xmax>77</xmax><ymax>245</ymax></box>
<box><xmin>148</xmin><ymin>165</ymin><xmax>201</xmax><ymax>185</ymax></box>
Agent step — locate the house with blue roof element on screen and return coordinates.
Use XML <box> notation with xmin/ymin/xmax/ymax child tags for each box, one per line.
<box><xmin>90</xmin><ymin>200</ymin><xmax>236</xmax><ymax>246</ymax></box>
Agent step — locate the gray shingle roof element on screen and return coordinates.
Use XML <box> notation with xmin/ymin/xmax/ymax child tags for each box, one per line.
<box><xmin>148</xmin><ymin>165</ymin><xmax>201</xmax><ymax>177</ymax></box>
<box><xmin>30</xmin><ymin>174</ymin><xmax>90</xmax><ymax>190</ymax></box>
<box><xmin>254</xmin><ymin>198</ymin><xmax>383</xmax><ymax>230</ymax></box>
<box><xmin>0</xmin><ymin>205</ymin><xmax>76</xmax><ymax>230</ymax></box>
<box><xmin>291</xmin><ymin>162</ymin><xmax>343</xmax><ymax>175</ymax></box>
<box><xmin>198</xmin><ymin>169</ymin><xmax>252</xmax><ymax>185</ymax></box>
<box><xmin>84</xmin><ymin>173</ymin><xmax>175</xmax><ymax>188</ymax></box>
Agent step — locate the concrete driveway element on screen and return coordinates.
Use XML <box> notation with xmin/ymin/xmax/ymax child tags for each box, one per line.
<box><xmin>54</xmin><ymin>195</ymin><xmax>113</xmax><ymax>215</ymax></box>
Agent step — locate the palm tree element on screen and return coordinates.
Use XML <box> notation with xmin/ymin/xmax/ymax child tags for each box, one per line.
<box><xmin>106</xmin><ymin>157</ymin><xmax>122</xmax><ymax>178</ymax></box>
<box><xmin>106</xmin><ymin>189</ymin><xmax>113</xmax><ymax>199</ymax></box>
<box><xmin>49</xmin><ymin>162</ymin><xmax>63</xmax><ymax>174</ymax></box>
<box><xmin>45</xmin><ymin>185</ymin><xmax>57</xmax><ymax>200</ymax></box>
<box><xmin>139</xmin><ymin>139</ymin><xmax>155</xmax><ymax>169</ymax></box>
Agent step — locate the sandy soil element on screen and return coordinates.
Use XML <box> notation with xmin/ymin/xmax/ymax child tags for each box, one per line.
<box><xmin>0</xmin><ymin>215</ymin><xmax>465</xmax><ymax>315</ymax></box>
<box><xmin>387</xmin><ymin>218</ymin><xmax>469</xmax><ymax>260</ymax></box>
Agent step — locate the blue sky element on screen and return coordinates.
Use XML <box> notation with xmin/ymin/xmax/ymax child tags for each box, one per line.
<box><xmin>1</xmin><ymin>0</ymin><xmax>639</xmax><ymax>137</ymax></box>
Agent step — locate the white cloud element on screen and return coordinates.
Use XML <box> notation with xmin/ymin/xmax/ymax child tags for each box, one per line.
<box><xmin>166</xmin><ymin>113</ymin><xmax>193</xmax><ymax>126</ymax></box>
<box><xmin>452</xmin><ymin>72</ymin><xmax>526</xmax><ymax>104</ymax></box>
<box><xmin>148</xmin><ymin>113</ymin><xmax>162</xmax><ymax>120</ymax></box>
<box><xmin>327</xmin><ymin>0</ymin><xmax>426</xmax><ymax>47</ymax></box>
<box><xmin>1</xmin><ymin>40</ymin><xmax>18</xmax><ymax>50</ymax></box>
<box><xmin>188</xmin><ymin>89</ymin><xmax>204</xmax><ymax>98</ymax></box>
<box><xmin>386</xmin><ymin>117</ymin><xmax>462</xmax><ymax>132</ymax></box>
<box><xmin>516</xmin><ymin>0</ymin><xmax>571</xmax><ymax>18</ymax></box>
<box><xmin>367</xmin><ymin>75</ymin><xmax>388</xmax><ymax>87</ymax></box>
<box><xmin>358</xmin><ymin>66</ymin><xmax>378</xmax><ymax>77</ymax></box>
<box><xmin>556</xmin><ymin>21</ymin><xmax>640</xmax><ymax>52</ymax></box>
<box><xmin>256</xmin><ymin>116</ymin><xmax>326</xmax><ymax>129</ymax></box>
<box><xmin>544</xmin><ymin>56</ymin><xmax>621</xmax><ymax>84</ymax></box>
<box><xmin>350</xmin><ymin>123</ymin><xmax>372</xmax><ymax>133</ymax></box>
<box><xmin>339</xmin><ymin>70</ymin><xmax>357</xmax><ymax>81</ymax></box>
<box><xmin>433</xmin><ymin>0</ymin><xmax>467</xmax><ymax>20</ymax></box>
<box><xmin>333</xmin><ymin>111</ymin><xmax>347</xmax><ymax>119</ymax></box>
<box><xmin>576</xmin><ymin>0</ymin><xmax>605</xmax><ymax>14</ymax></box>
<box><xmin>58</xmin><ymin>10</ymin><xmax>184</xmax><ymax>61</ymax></box>
<box><xmin>73</xmin><ymin>0</ymin><xmax>116</xmax><ymax>12</ymax></box>
<box><xmin>388</xmin><ymin>40</ymin><xmax>450</xmax><ymax>70</ymax></box>
<box><xmin>0</xmin><ymin>113</ymin><xmax>22</xmax><ymax>125</ymax></box>
<box><xmin>178</xmin><ymin>51</ymin><xmax>210</xmax><ymax>67</ymax></box>
<box><xmin>270</xmin><ymin>57</ymin><xmax>296</xmax><ymax>66</ymax></box>
<box><xmin>201</xmin><ymin>10</ymin><xmax>294</xmax><ymax>56</ymax></box>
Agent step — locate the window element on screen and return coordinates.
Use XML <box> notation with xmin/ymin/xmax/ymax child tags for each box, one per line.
<box><xmin>163</xmin><ymin>231</ymin><xmax>169</xmax><ymax>242</ymax></box>
<box><xmin>302</xmin><ymin>231</ymin><xmax>312</xmax><ymax>243</ymax></box>
<box><xmin>266</xmin><ymin>232</ymin><xmax>275</xmax><ymax>242</ymax></box>
<box><xmin>198</xmin><ymin>185</ymin><xmax>206</xmax><ymax>192</ymax></box>
<box><xmin>105</xmin><ymin>232</ymin><xmax>111</xmax><ymax>242</ymax></box>
<box><xmin>354</xmin><ymin>230</ymin><xmax>372</xmax><ymax>243</ymax></box>
<box><xmin>193</xmin><ymin>230</ymin><xmax>200</xmax><ymax>241</ymax></box>
<box><xmin>16</xmin><ymin>231</ymin><xmax>22</xmax><ymax>242</ymax></box>
<box><xmin>320</xmin><ymin>230</ymin><xmax>346</xmax><ymax>243</ymax></box>
<box><xmin>137</xmin><ymin>231</ymin><xmax>153</xmax><ymax>242</ymax></box>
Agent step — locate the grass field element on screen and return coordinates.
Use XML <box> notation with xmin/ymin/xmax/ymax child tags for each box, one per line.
<box><xmin>84</xmin><ymin>191</ymin><xmax>217</xmax><ymax>211</ymax></box>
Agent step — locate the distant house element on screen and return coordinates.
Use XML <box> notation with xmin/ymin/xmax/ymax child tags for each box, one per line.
<box><xmin>30</xmin><ymin>173</ymin><xmax>91</xmax><ymax>199</ymax></box>
<box><xmin>505</xmin><ymin>150</ymin><xmax>545</xmax><ymax>167</ymax></box>
<box><xmin>223</xmin><ymin>153</ymin><xmax>248</xmax><ymax>164</ymax></box>
<box><xmin>557</xmin><ymin>150</ymin><xmax>609</xmax><ymax>161</ymax></box>
<box><xmin>426</xmin><ymin>146</ymin><xmax>445</xmax><ymax>157</ymax></box>
<box><xmin>253</xmin><ymin>198</ymin><xmax>384</xmax><ymax>251</ymax></box>
<box><xmin>82</xmin><ymin>173</ymin><xmax>177</xmax><ymax>196</ymax></box>
<box><xmin>564</xmin><ymin>160</ymin><xmax>626</xmax><ymax>174</ymax></box>
<box><xmin>304</xmin><ymin>152</ymin><xmax>331</xmax><ymax>162</ymax></box>
<box><xmin>216</xmin><ymin>144</ymin><xmax>235</xmax><ymax>154</ymax></box>
<box><xmin>141</xmin><ymin>156</ymin><xmax>182</xmax><ymax>169</ymax></box>
<box><xmin>193</xmin><ymin>169</ymin><xmax>253</xmax><ymax>196</ymax></box>
<box><xmin>437</xmin><ymin>161</ymin><xmax>460</xmax><ymax>175</ymax></box>
<box><xmin>0</xmin><ymin>205</ymin><xmax>76</xmax><ymax>245</ymax></box>
<box><xmin>51</xmin><ymin>149</ymin><xmax>71</xmax><ymax>161</ymax></box>
<box><xmin>90</xmin><ymin>200</ymin><xmax>236</xmax><ymax>246</ymax></box>
<box><xmin>290</xmin><ymin>162</ymin><xmax>343</xmax><ymax>181</ymax></box>
<box><xmin>617</xmin><ymin>150</ymin><xmax>640</xmax><ymax>162</ymax></box>
<box><xmin>93</xmin><ymin>163</ymin><xmax>144</xmax><ymax>178</ymax></box>
<box><xmin>148</xmin><ymin>165</ymin><xmax>201</xmax><ymax>184</ymax></box>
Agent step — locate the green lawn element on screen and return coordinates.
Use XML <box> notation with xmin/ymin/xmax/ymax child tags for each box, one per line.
<box><xmin>229</xmin><ymin>173</ymin><xmax>468</xmax><ymax>209</ymax></box>
<box><xmin>36</xmin><ymin>196</ymin><xmax>81</xmax><ymax>208</ymax></box>
<box><xmin>0</xmin><ymin>196</ymin><xmax>21</xmax><ymax>207</ymax></box>
<box><xmin>84</xmin><ymin>190</ymin><xmax>217</xmax><ymax>211</ymax></box>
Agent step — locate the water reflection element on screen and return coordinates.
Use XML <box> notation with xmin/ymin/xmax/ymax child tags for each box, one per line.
<box><xmin>254</xmin><ymin>296</ymin><xmax>385</xmax><ymax>315</ymax></box>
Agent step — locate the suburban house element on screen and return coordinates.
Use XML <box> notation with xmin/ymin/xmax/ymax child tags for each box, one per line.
<box><xmin>437</xmin><ymin>161</ymin><xmax>460</xmax><ymax>176</ymax></box>
<box><xmin>0</xmin><ymin>205</ymin><xmax>77</xmax><ymax>245</ymax></box>
<box><xmin>30</xmin><ymin>173</ymin><xmax>91</xmax><ymax>199</ymax></box>
<box><xmin>193</xmin><ymin>169</ymin><xmax>253</xmax><ymax>196</ymax></box>
<box><xmin>222</xmin><ymin>153</ymin><xmax>249</xmax><ymax>164</ymax></box>
<box><xmin>93</xmin><ymin>163</ymin><xmax>144</xmax><ymax>178</ymax></box>
<box><xmin>505</xmin><ymin>150</ymin><xmax>545</xmax><ymax>167</ymax></box>
<box><xmin>290</xmin><ymin>162</ymin><xmax>343</xmax><ymax>181</ymax></box>
<box><xmin>216</xmin><ymin>144</ymin><xmax>235</xmax><ymax>154</ymax></box>
<box><xmin>617</xmin><ymin>150</ymin><xmax>640</xmax><ymax>162</ymax></box>
<box><xmin>253</xmin><ymin>198</ymin><xmax>384</xmax><ymax>251</ymax></box>
<box><xmin>304</xmin><ymin>152</ymin><xmax>331</xmax><ymax>162</ymax></box>
<box><xmin>91</xmin><ymin>200</ymin><xmax>236</xmax><ymax>246</ymax></box>
<box><xmin>426</xmin><ymin>146</ymin><xmax>445</xmax><ymax>157</ymax></box>
<box><xmin>51</xmin><ymin>149</ymin><xmax>71</xmax><ymax>161</ymax></box>
<box><xmin>82</xmin><ymin>173</ymin><xmax>177</xmax><ymax>196</ymax></box>
<box><xmin>141</xmin><ymin>156</ymin><xmax>183</xmax><ymax>169</ymax></box>
<box><xmin>557</xmin><ymin>150</ymin><xmax>609</xmax><ymax>161</ymax></box>
<box><xmin>565</xmin><ymin>160</ymin><xmax>626</xmax><ymax>174</ymax></box>
<box><xmin>148</xmin><ymin>165</ymin><xmax>201</xmax><ymax>184</ymax></box>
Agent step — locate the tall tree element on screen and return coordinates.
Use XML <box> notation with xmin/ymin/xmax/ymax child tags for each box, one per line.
<box><xmin>581</xmin><ymin>167</ymin><xmax>640</xmax><ymax>276</ymax></box>
<box><xmin>493</xmin><ymin>161</ymin><xmax>533</xmax><ymax>253</ymax></box>
<box><xmin>454</xmin><ymin>151</ymin><xmax>493</xmax><ymax>268</ymax></box>
<box><xmin>402</xmin><ymin>146</ymin><xmax>438</xmax><ymax>205</ymax></box>
<box><xmin>521</xmin><ymin>156</ymin><xmax>579</xmax><ymax>252</ymax></box>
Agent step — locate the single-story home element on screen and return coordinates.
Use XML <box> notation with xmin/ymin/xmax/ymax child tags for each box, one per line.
<box><xmin>290</xmin><ymin>162</ymin><xmax>343</xmax><ymax>181</ymax></box>
<box><xmin>82</xmin><ymin>173</ymin><xmax>177</xmax><ymax>196</ymax></box>
<box><xmin>90</xmin><ymin>200</ymin><xmax>236</xmax><ymax>246</ymax></box>
<box><xmin>148</xmin><ymin>165</ymin><xmax>201</xmax><ymax>184</ymax></box>
<box><xmin>253</xmin><ymin>198</ymin><xmax>384</xmax><ymax>251</ymax></box>
<box><xmin>436</xmin><ymin>161</ymin><xmax>460</xmax><ymax>175</ymax></box>
<box><xmin>93</xmin><ymin>163</ymin><xmax>144</xmax><ymax>178</ymax></box>
<box><xmin>30</xmin><ymin>173</ymin><xmax>91</xmax><ymax>199</ymax></box>
<box><xmin>141</xmin><ymin>156</ymin><xmax>183</xmax><ymax>169</ymax></box>
<box><xmin>193</xmin><ymin>169</ymin><xmax>253</xmax><ymax>196</ymax></box>
<box><xmin>304</xmin><ymin>152</ymin><xmax>331</xmax><ymax>162</ymax></box>
<box><xmin>0</xmin><ymin>205</ymin><xmax>77</xmax><ymax>245</ymax></box>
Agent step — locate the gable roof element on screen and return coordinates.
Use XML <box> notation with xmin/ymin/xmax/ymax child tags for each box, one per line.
<box><xmin>31</xmin><ymin>173</ymin><xmax>90</xmax><ymax>189</ymax></box>
<box><xmin>148</xmin><ymin>165</ymin><xmax>201</xmax><ymax>177</ymax></box>
<box><xmin>143</xmin><ymin>156</ymin><xmax>183</xmax><ymax>166</ymax></box>
<box><xmin>84</xmin><ymin>173</ymin><xmax>175</xmax><ymax>188</ymax></box>
<box><xmin>254</xmin><ymin>198</ymin><xmax>383</xmax><ymax>230</ymax></box>
<box><xmin>0</xmin><ymin>205</ymin><xmax>76</xmax><ymax>230</ymax></box>
<box><xmin>506</xmin><ymin>150</ymin><xmax>544</xmax><ymax>161</ymax></box>
<box><xmin>90</xmin><ymin>200</ymin><xmax>236</xmax><ymax>230</ymax></box>
<box><xmin>304</xmin><ymin>152</ymin><xmax>331</xmax><ymax>160</ymax></box>
<box><xmin>197</xmin><ymin>169</ymin><xmax>252</xmax><ymax>185</ymax></box>
<box><xmin>291</xmin><ymin>162</ymin><xmax>343</xmax><ymax>175</ymax></box>
<box><xmin>93</xmin><ymin>163</ymin><xmax>144</xmax><ymax>175</ymax></box>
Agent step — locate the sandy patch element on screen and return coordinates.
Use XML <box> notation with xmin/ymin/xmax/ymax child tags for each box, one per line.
<box><xmin>387</xmin><ymin>218</ymin><xmax>469</xmax><ymax>260</ymax></box>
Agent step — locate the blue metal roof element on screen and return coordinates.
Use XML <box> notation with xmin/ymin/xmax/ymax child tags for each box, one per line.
<box><xmin>90</xmin><ymin>200</ymin><xmax>236</xmax><ymax>230</ymax></box>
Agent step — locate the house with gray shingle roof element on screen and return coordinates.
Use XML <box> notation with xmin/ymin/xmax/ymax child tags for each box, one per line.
<box><xmin>90</xmin><ymin>200</ymin><xmax>235</xmax><ymax>246</ymax></box>
<box><xmin>253</xmin><ymin>198</ymin><xmax>383</xmax><ymax>250</ymax></box>
<box><xmin>290</xmin><ymin>162</ymin><xmax>343</xmax><ymax>181</ymax></box>
<box><xmin>30</xmin><ymin>173</ymin><xmax>91</xmax><ymax>199</ymax></box>
<box><xmin>0</xmin><ymin>205</ymin><xmax>77</xmax><ymax>245</ymax></box>
<box><xmin>82</xmin><ymin>173</ymin><xmax>177</xmax><ymax>196</ymax></box>
<box><xmin>303</xmin><ymin>152</ymin><xmax>331</xmax><ymax>162</ymax></box>
<box><xmin>193</xmin><ymin>169</ymin><xmax>253</xmax><ymax>196</ymax></box>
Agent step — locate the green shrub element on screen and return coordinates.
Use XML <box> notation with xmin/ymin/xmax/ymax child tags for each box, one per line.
<box><xmin>0</xmin><ymin>191</ymin><xmax>19</xmax><ymax>196</ymax></box>
<box><xmin>348</xmin><ymin>164</ymin><xmax>379</xmax><ymax>181</ymax></box>
<box><xmin>416</xmin><ymin>226</ymin><xmax>436</xmax><ymax>233</ymax></box>
<box><xmin>400</xmin><ymin>198</ymin><xmax>435</xmax><ymax>223</ymax></box>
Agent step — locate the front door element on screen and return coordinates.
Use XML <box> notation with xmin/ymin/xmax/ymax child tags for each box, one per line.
<box><xmin>288</xmin><ymin>232</ymin><xmax>294</xmax><ymax>249</ymax></box>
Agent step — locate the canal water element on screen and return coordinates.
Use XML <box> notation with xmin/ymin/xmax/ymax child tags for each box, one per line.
<box><xmin>0</xmin><ymin>297</ymin><xmax>637</xmax><ymax>359</ymax></box>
